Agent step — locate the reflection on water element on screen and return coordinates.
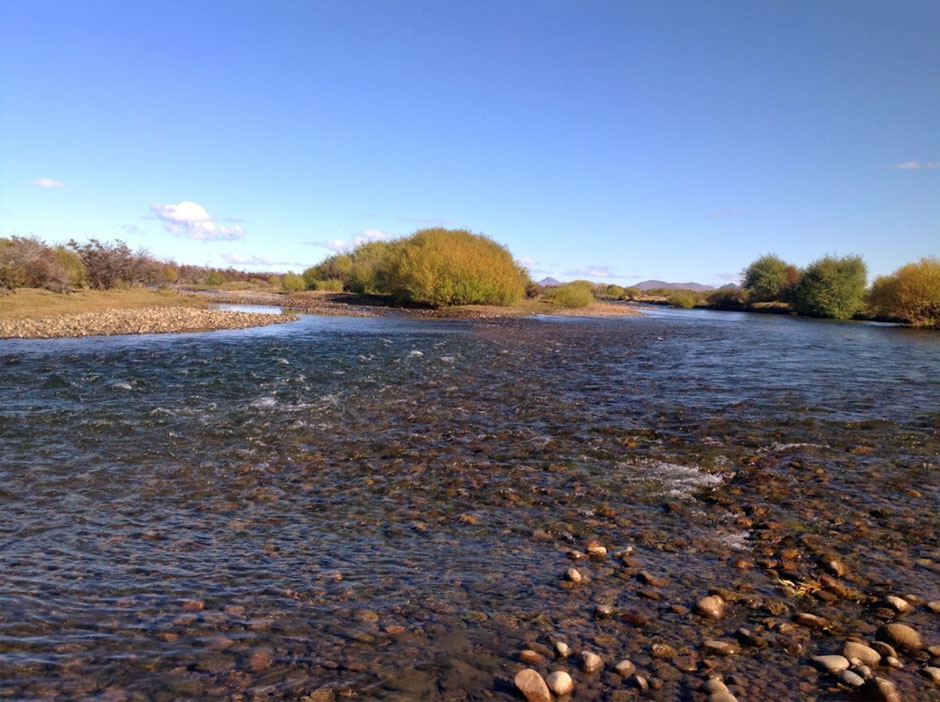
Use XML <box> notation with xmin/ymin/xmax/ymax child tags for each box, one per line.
<box><xmin>1</xmin><ymin>310</ymin><xmax>938</xmax><ymax>700</ymax></box>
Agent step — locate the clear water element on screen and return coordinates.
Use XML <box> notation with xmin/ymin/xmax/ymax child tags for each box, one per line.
<box><xmin>1</xmin><ymin>309</ymin><xmax>938</xmax><ymax>701</ymax></box>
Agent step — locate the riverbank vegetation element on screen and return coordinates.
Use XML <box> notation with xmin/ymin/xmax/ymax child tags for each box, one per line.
<box><xmin>303</xmin><ymin>228</ymin><xmax>529</xmax><ymax>306</ymax></box>
<box><xmin>4</xmin><ymin>234</ymin><xmax>938</xmax><ymax>328</ymax></box>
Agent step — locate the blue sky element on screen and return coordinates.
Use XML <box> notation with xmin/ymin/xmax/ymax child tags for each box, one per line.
<box><xmin>1</xmin><ymin>1</ymin><xmax>937</xmax><ymax>285</ymax></box>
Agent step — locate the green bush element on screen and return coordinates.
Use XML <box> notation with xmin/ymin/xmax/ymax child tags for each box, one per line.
<box><xmin>544</xmin><ymin>282</ymin><xmax>594</xmax><ymax>308</ymax></box>
<box><xmin>604</xmin><ymin>284</ymin><xmax>626</xmax><ymax>299</ymax></box>
<box><xmin>204</xmin><ymin>270</ymin><xmax>226</xmax><ymax>286</ymax></box>
<box><xmin>667</xmin><ymin>289</ymin><xmax>699</xmax><ymax>309</ymax></box>
<box><xmin>707</xmin><ymin>287</ymin><xmax>749</xmax><ymax>310</ymax></box>
<box><xmin>281</xmin><ymin>272</ymin><xmax>305</xmax><ymax>293</ymax></box>
<box><xmin>869</xmin><ymin>257</ymin><xmax>940</xmax><ymax>328</ymax></box>
<box><xmin>622</xmin><ymin>286</ymin><xmax>641</xmax><ymax>300</ymax></box>
<box><xmin>382</xmin><ymin>228</ymin><xmax>528</xmax><ymax>306</ymax></box>
<box><xmin>743</xmin><ymin>254</ymin><xmax>796</xmax><ymax>302</ymax></box>
<box><xmin>791</xmin><ymin>254</ymin><xmax>867</xmax><ymax>319</ymax></box>
<box><xmin>313</xmin><ymin>278</ymin><xmax>344</xmax><ymax>291</ymax></box>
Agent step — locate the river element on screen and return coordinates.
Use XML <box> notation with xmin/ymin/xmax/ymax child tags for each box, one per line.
<box><xmin>1</xmin><ymin>308</ymin><xmax>938</xmax><ymax>701</ymax></box>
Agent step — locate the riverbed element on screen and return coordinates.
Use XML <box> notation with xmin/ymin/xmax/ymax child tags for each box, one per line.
<box><xmin>1</xmin><ymin>308</ymin><xmax>938</xmax><ymax>701</ymax></box>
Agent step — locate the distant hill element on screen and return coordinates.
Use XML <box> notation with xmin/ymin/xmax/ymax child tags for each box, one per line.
<box><xmin>537</xmin><ymin>277</ymin><xmax>561</xmax><ymax>287</ymax></box>
<box><xmin>635</xmin><ymin>280</ymin><xmax>715</xmax><ymax>292</ymax></box>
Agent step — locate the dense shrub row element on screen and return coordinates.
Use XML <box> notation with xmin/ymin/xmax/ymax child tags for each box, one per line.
<box><xmin>0</xmin><ymin>236</ymin><xmax>268</xmax><ymax>292</ymax></box>
<box><xmin>741</xmin><ymin>253</ymin><xmax>939</xmax><ymax>327</ymax></box>
<box><xmin>304</xmin><ymin>228</ymin><xmax>530</xmax><ymax>307</ymax></box>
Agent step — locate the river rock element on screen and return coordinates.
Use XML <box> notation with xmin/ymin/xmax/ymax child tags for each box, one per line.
<box><xmin>812</xmin><ymin>655</ymin><xmax>850</xmax><ymax>674</ymax></box>
<box><xmin>794</xmin><ymin>612</ymin><xmax>829</xmax><ymax>629</ymax></box>
<box><xmin>554</xmin><ymin>641</ymin><xmax>571</xmax><ymax>658</ymax></box>
<box><xmin>701</xmin><ymin>677</ymin><xmax>729</xmax><ymax>694</ymax></box>
<box><xmin>248</xmin><ymin>647</ymin><xmax>274</xmax><ymax>672</ymax></box>
<box><xmin>871</xmin><ymin>641</ymin><xmax>899</xmax><ymax>659</ymax></box>
<box><xmin>586</xmin><ymin>542</ymin><xmax>607</xmax><ymax>559</ymax></box>
<box><xmin>546</xmin><ymin>670</ymin><xmax>574</xmax><ymax>695</ymax></box>
<box><xmin>927</xmin><ymin>600</ymin><xmax>940</xmax><ymax>614</ymax></box>
<box><xmin>839</xmin><ymin>670</ymin><xmax>865</xmax><ymax>688</ymax></box>
<box><xmin>519</xmin><ymin>650</ymin><xmax>546</xmax><ymax>665</ymax></box>
<box><xmin>638</xmin><ymin>570</ymin><xmax>668</xmax><ymax>587</ymax></box>
<box><xmin>844</xmin><ymin>641</ymin><xmax>881</xmax><ymax>666</ymax></box>
<box><xmin>880</xmin><ymin>622</ymin><xmax>923</xmax><ymax>650</ymax></box>
<box><xmin>867</xmin><ymin>676</ymin><xmax>901</xmax><ymax>702</ymax></box>
<box><xmin>930</xmin><ymin>645</ymin><xmax>940</xmax><ymax>659</ymax></box>
<box><xmin>886</xmin><ymin>656</ymin><xmax>903</xmax><ymax>668</ymax></box>
<box><xmin>707</xmin><ymin>693</ymin><xmax>738</xmax><ymax>702</ymax></box>
<box><xmin>565</xmin><ymin>568</ymin><xmax>583</xmax><ymax>583</ymax></box>
<box><xmin>817</xmin><ymin>553</ymin><xmax>848</xmax><ymax>577</ymax></box>
<box><xmin>695</xmin><ymin>595</ymin><xmax>725</xmax><ymax>619</ymax></box>
<box><xmin>703</xmin><ymin>640</ymin><xmax>738</xmax><ymax>656</ymax></box>
<box><xmin>614</xmin><ymin>659</ymin><xmax>636</xmax><ymax>677</ymax></box>
<box><xmin>885</xmin><ymin>595</ymin><xmax>912</xmax><ymax>613</ymax></box>
<box><xmin>923</xmin><ymin>667</ymin><xmax>940</xmax><ymax>685</ymax></box>
<box><xmin>513</xmin><ymin>669</ymin><xmax>550</xmax><ymax>702</ymax></box>
<box><xmin>582</xmin><ymin>651</ymin><xmax>604</xmax><ymax>673</ymax></box>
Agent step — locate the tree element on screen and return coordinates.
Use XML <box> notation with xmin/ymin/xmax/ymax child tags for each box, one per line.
<box><xmin>790</xmin><ymin>254</ymin><xmax>867</xmax><ymax>319</ymax></box>
<box><xmin>743</xmin><ymin>254</ymin><xmax>792</xmax><ymax>302</ymax></box>
<box><xmin>869</xmin><ymin>258</ymin><xmax>940</xmax><ymax>328</ymax></box>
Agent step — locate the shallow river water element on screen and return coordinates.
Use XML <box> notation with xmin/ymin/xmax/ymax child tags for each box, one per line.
<box><xmin>1</xmin><ymin>308</ymin><xmax>938</xmax><ymax>701</ymax></box>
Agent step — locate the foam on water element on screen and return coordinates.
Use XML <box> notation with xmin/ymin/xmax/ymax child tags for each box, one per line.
<box><xmin>617</xmin><ymin>459</ymin><xmax>725</xmax><ymax>499</ymax></box>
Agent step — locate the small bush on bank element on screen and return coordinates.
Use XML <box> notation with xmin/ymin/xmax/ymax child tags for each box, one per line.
<box><xmin>667</xmin><ymin>289</ymin><xmax>699</xmax><ymax>309</ymax></box>
<box><xmin>604</xmin><ymin>284</ymin><xmax>626</xmax><ymax>299</ymax></box>
<box><xmin>790</xmin><ymin>254</ymin><xmax>867</xmax><ymax>319</ymax></box>
<box><xmin>622</xmin><ymin>286</ymin><xmax>641</xmax><ymax>300</ymax></box>
<box><xmin>281</xmin><ymin>273</ymin><xmax>305</xmax><ymax>293</ymax></box>
<box><xmin>204</xmin><ymin>271</ymin><xmax>226</xmax><ymax>285</ymax></box>
<box><xmin>868</xmin><ymin>257</ymin><xmax>940</xmax><ymax>328</ymax></box>
<box><xmin>544</xmin><ymin>282</ymin><xmax>594</xmax><ymax>308</ymax></box>
<box><xmin>313</xmin><ymin>278</ymin><xmax>344</xmax><ymax>291</ymax></box>
<box><xmin>707</xmin><ymin>287</ymin><xmax>749</xmax><ymax>310</ymax></box>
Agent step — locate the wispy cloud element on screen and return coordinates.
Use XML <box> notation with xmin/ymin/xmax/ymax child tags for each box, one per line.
<box><xmin>150</xmin><ymin>201</ymin><xmax>245</xmax><ymax>241</ymax></box>
<box><xmin>120</xmin><ymin>224</ymin><xmax>143</xmax><ymax>235</ymax></box>
<box><xmin>31</xmin><ymin>177</ymin><xmax>65</xmax><ymax>189</ymax></box>
<box><xmin>715</xmin><ymin>272</ymin><xmax>742</xmax><ymax>284</ymax></box>
<box><xmin>706</xmin><ymin>209</ymin><xmax>745</xmax><ymax>219</ymax></box>
<box><xmin>222</xmin><ymin>253</ymin><xmax>298</xmax><ymax>267</ymax></box>
<box><xmin>893</xmin><ymin>161</ymin><xmax>939</xmax><ymax>170</ymax></box>
<box><xmin>562</xmin><ymin>265</ymin><xmax>624</xmax><ymax>280</ymax></box>
<box><xmin>306</xmin><ymin>228</ymin><xmax>391</xmax><ymax>252</ymax></box>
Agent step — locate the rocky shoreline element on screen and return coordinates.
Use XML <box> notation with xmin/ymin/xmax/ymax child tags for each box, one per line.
<box><xmin>0</xmin><ymin>306</ymin><xmax>298</xmax><ymax>339</ymax></box>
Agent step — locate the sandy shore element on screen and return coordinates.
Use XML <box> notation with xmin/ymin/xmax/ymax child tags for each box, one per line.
<box><xmin>0</xmin><ymin>306</ymin><xmax>298</xmax><ymax>339</ymax></box>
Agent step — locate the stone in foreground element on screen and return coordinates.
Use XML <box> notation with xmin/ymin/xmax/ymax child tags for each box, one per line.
<box><xmin>513</xmin><ymin>669</ymin><xmax>550</xmax><ymax>702</ymax></box>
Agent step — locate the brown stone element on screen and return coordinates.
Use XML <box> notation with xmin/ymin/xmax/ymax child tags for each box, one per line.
<box><xmin>513</xmin><ymin>669</ymin><xmax>550</xmax><ymax>702</ymax></box>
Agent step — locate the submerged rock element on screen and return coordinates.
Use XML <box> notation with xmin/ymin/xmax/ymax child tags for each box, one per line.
<box><xmin>545</xmin><ymin>670</ymin><xmax>574</xmax><ymax>695</ymax></box>
<box><xmin>513</xmin><ymin>669</ymin><xmax>550</xmax><ymax>702</ymax></box>
<box><xmin>581</xmin><ymin>650</ymin><xmax>604</xmax><ymax>673</ymax></box>
<box><xmin>695</xmin><ymin>595</ymin><xmax>725</xmax><ymax>619</ymax></box>
<box><xmin>812</xmin><ymin>655</ymin><xmax>850</xmax><ymax>674</ymax></box>
<box><xmin>880</xmin><ymin>623</ymin><xmax>923</xmax><ymax>651</ymax></box>
<box><xmin>844</xmin><ymin>641</ymin><xmax>881</xmax><ymax>666</ymax></box>
<box><xmin>614</xmin><ymin>659</ymin><xmax>636</xmax><ymax>677</ymax></box>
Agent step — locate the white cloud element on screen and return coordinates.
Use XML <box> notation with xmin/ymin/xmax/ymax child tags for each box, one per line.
<box><xmin>150</xmin><ymin>201</ymin><xmax>245</xmax><ymax>241</ymax></box>
<box><xmin>893</xmin><ymin>161</ymin><xmax>939</xmax><ymax>170</ymax></box>
<box><xmin>222</xmin><ymin>253</ymin><xmax>297</xmax><ymax>267</ymax></box>
<box><xmin>308</xmin><ymin>228</ymin><xmax>391</xmax><ymax>252</ymax></box>
<box><xmin>31</xmin><ymin>177</ymin><xmax>65</xmax><ymax>189</ymax></box>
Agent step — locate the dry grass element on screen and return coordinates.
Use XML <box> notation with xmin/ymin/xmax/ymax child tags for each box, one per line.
<box><xmin>0</xmin><ymin>287</ymin><xmax>206</xmax><ymax>321</ymax></box>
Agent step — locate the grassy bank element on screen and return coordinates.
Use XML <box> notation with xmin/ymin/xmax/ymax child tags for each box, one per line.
<box><xmin>0</xmin><ymin>288</ymin><xmax>206</xmax><ymax>321</ymax></box>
